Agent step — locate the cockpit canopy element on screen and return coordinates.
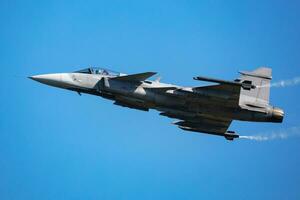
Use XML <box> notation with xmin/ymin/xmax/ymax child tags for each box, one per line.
<box><xmin>75</xmin><ymin>67</ymin><xmax>120</xmax><ymax>76</ymax></box>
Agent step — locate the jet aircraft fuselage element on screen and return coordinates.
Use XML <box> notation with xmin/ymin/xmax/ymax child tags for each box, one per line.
<box><xmin>30</xmin><ymin>67</ymin><xmax>284</xmax><ymax>140</ymax></box>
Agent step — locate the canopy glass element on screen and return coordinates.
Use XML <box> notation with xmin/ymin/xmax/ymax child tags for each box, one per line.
<box><xmin>75</xmin><ymin>67</ymin><xmax>120</xmax><ymax>76</ymax></box>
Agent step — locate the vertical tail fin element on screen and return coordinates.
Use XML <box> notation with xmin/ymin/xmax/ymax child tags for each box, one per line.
<box><xmin>238</xmin><ymin>67</ymin><xmax>272</xmax><ymax>105</ymax></box>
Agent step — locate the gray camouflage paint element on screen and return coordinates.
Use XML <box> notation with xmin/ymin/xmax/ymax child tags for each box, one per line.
<box><xmin>30</xmin><ymin>67</ymin><xmax>284</xmax><ymax>140</ymax></box>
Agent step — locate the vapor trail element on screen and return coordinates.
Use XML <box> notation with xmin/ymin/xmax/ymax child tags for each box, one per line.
<box><xmin>239</xmin><ymin>126</ymin><xmax>300</xmax><ymax>141</ymax></box>
<box><xmin>258</xmin><ymin>77</ymin><xmax>300</xmax><ymax>88</ymax></box>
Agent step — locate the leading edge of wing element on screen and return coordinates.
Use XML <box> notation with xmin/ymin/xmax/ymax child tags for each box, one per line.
<box><xmin>191</xmin><ymin>84</ymin><xmax>241</xmax><ymax>105</ymax></box>
<box><xmin>111</xmin><ymin>72</ymin><xmax>157</xmax><ymax>82</ymax></box>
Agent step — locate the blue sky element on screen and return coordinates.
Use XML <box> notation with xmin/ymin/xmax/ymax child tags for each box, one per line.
<box><xmin>1</xmin><ymin>0</ymin><xmax>300</xmax><ymax>199</ymax></box>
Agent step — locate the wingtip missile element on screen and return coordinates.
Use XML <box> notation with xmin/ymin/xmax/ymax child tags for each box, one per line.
<box><xmin>224</xmin><ymin>131</ymin><xmax>239</xmax><ymax>141</ymax></box>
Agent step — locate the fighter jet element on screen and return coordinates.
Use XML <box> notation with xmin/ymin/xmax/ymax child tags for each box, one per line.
<box><xmin>29</xmin><ymin>67</ymin><xmax>284</xmax><ymax>140</ymax></box>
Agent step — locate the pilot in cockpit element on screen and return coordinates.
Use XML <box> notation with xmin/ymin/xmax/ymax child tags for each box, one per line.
<box><xmin>102</xmin><ymin>70</ymin><xmax>109</xmax><ymax>75</ymax></box>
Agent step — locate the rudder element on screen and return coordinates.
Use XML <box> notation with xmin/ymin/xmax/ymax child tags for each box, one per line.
<box><xmin>238</xmin><ymin>67</ymin><xmax>272</xmax><ymax>105</ymax></box>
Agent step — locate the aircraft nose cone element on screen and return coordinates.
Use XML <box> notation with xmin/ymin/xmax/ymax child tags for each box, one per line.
<box><xmin>29</xmin><ymin>75</ymin><xmax>46</xmax><ymax>82</ymax></box>
<box><xmin>29</xmin><ymin>74</ymin><xmax>63</xmax><ymax>87</ymax></box>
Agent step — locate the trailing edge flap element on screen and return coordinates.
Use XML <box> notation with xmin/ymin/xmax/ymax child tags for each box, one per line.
<box><xmin>111</xmin><ymin>72</ymin><xmax>157</xmax><ymax>82</ymax></box>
